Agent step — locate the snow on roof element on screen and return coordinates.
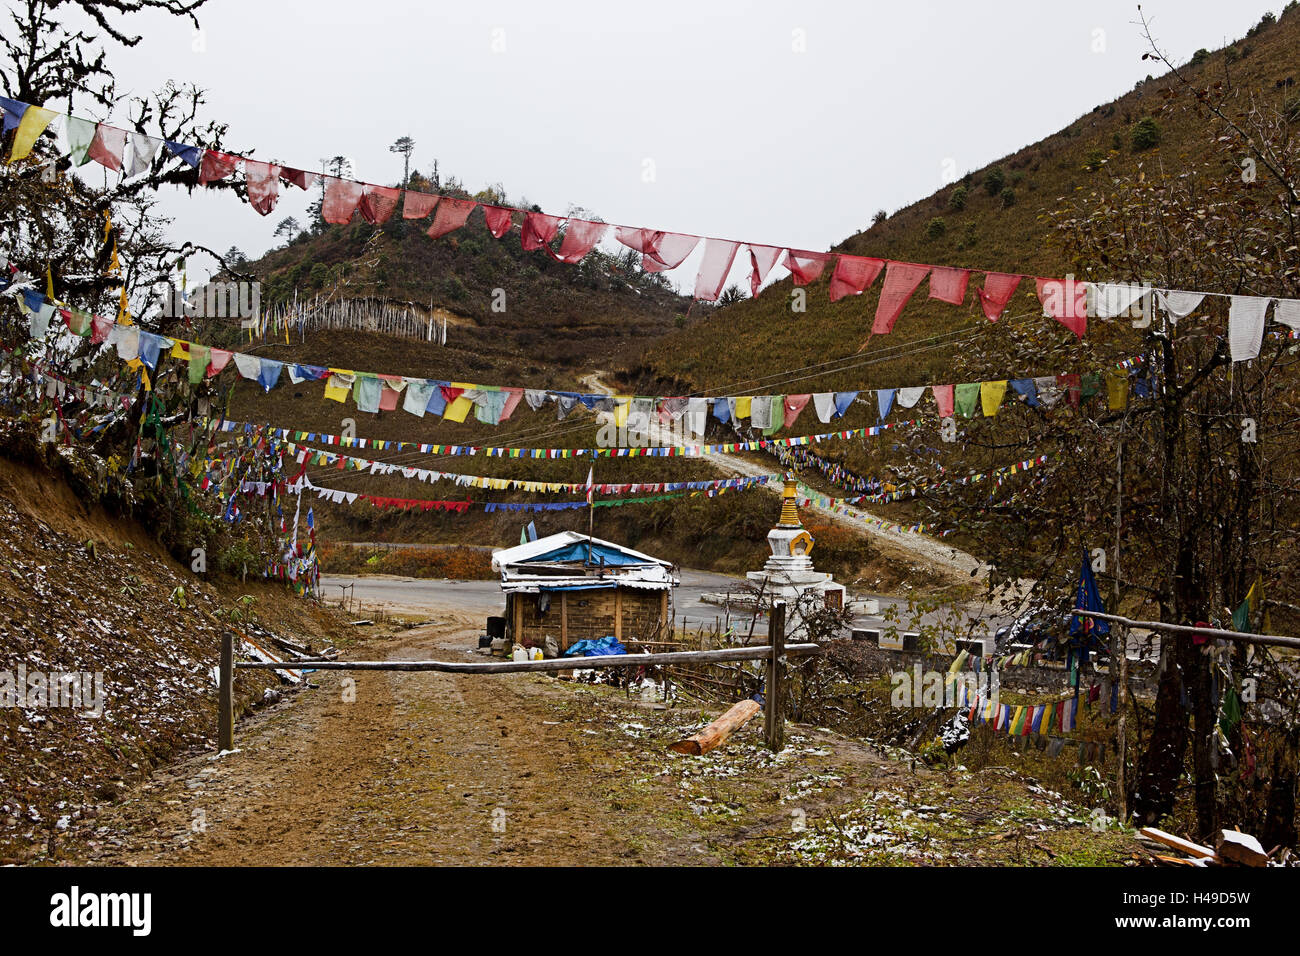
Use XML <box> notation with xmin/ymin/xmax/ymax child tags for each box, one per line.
<box><xmin>492</xmin><ymin>531</ymin><xmax>672</xmax><ymax>572</ymax></box>
<box><xmin>492</xmin><ymin>532</ymin><xmax>677</xmax><ymax>592</ymax></box>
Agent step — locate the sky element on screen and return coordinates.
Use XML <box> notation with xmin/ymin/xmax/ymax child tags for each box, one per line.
<box><xmin>56</xmin><ymin>0</ymin><xmax>1285</xmax><ymax>284</ymax></box>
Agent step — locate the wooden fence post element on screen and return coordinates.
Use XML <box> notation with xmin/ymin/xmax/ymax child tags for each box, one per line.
<box><xmin>218</xmin><ymin>630</ymin><xmax>234</xmax><ymax>752</ymax></box>
<box><xmin>765</xmin><ymin>601</ymin><xmax>786</xmax><ymax>752</ymax></box>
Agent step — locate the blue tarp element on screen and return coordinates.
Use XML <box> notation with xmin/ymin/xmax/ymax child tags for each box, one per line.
<box><xmin>522</xmin><ymin>541</ymin><xmax>648</xmax><ymax>566</ymax></box>
<box><xmin>563</xmin><ymin>635</ymin><xmax>627</xmax><ymax>658</ymax></box>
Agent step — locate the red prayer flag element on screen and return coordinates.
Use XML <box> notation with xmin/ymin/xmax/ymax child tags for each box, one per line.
<box><xmin>87</xmin><ymin>125</ymin><xmax>127</xmax><ymax>172</ymax></box>
<box><xmin>748</xmin><ymin>244</ymin><xmax>783</xmax><ymax>296</ymax></box>
<box><xmin>427</xmin><ymin>198</ymin><xmax>476</xmax><ymax>239</ymax></box>
<box><xmin>377</xmin><ymin>377</ymin><xmax>402</xmax><ymax>412</ymax></box>
<box><xmin>281</xmin><ymin>167</ymin><xmax>318</xmax><ymax>191</ymax></box>
<box><xmin>1035</xmin><ymin>277</ymin><xmax>1088</xmax><ymax>338</ymax></box>
<box><xmin>783</xmin><ymin>394</ymin><xmax>811</xmax><ymax>428</ymax></box>
<box><xmin>977</xmin><ymin>272</ymin><xmax>1023</xmax><ymax>322</ymax></box>
<box><xmin>521</xmin><ymin>212</ymin><xmax>563</xmax><ymax>253</ymax></box>
<box><xmin>198</xmin><ymin>149</ymin><xmax>239</xmax><ymax>186</ymax></box>
<box><xmin>828</xmin><ymin>255</ymin><xmax>885</xmax><ymax>303</ymax></box>
<box><xmin>555</xmin><ymin>219</ymin><xmax>608</xmax><ymax>264</ymax></box>
<box><xmin>244</xmin><ymin>160</ymin><xmax>282</xmax><ymax>216</ymax></box>
<box><xmin>402</xmin><ymin>191</ymin><xmax>439</xmax><ymax>219</ymax></box>
<box><xmin>500</xmin><ymin>387</ymin><xmax>525</xmax><ymax>422</ymax></box>
<box><xmin>784</xmin><ymin>249</ymin><xmax>832</xmax><ymax>286</ymax></box>
<box><xmin>615</xmin><ymin>228</ymin><xmax>699</xmax><ymax>271</ymax></box>
<box><xmin>932</xmin><ymin>384</ymin><xmax>955</xmax><ymax>418</ymax></box>
<box><xmin>358</xmin><ymin>185</ymin><xmax>401</xmax><ymax>224</ymax></box>
<box><xmin>693</xmin><ymin>238</ymin><xmax>740</xmax><ymax>301</ymax></box>
<box><xmin>872</xmin><ymin>262</ymin><xmax>931</xmax><ymax>334</ymax></box>
<box><xmin>1056</xmin><ymin>373</ymin><xmax>1081</xmax><ymax>409</ymax></box>
<box><xmin>322</xmin><ymin>176</ymin><xmax>365</xmax><ymax>223</ymax></box>
<box><xmin>614</xmin><ymin>226</ymin><xmax>658</xmax><ymax>255</ymax></box>
<box><xmin>482</xmin><ymin>205</ymin><xmax>513</xmax><ymax>238</ymax></box>
<box><xmin>929</xmin><ymin>266</ymin><xmax>970</xmax><ymax>305</ymax></box>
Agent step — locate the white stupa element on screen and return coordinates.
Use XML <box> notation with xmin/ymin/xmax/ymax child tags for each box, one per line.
<box><xmin>747</xmin><ymin>477</ymin><xmax>847</xmax><ymax>635</ymax></box>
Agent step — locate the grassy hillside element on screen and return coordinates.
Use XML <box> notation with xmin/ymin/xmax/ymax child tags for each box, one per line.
<box><xmin>243</xmin><ymin>208</ymin><xmax>693</xmax><ymax>372</ymax></box>
<box><xmin>633</xmin><ymin>7</ymin><xmax>1300</xmax><ymax>394</ymax></box>
<box><xmin>203</xmin><ymin>9</ymin><xmax>1300</xmax><ymax>578</ymax></box>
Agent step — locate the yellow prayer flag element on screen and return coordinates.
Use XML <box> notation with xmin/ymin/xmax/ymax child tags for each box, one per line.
<box><xmin>443</xmin><ymin>395</ymin><xmax>474</xmax><ymax>423</ymax></box>
<box><xmin>980</xmin><ymin>380</ymin><xmax>1008</xmax><ymax>417</ymax></box>
<box><xmin>1106</xmin><ymin>371</ymin><xmax>1129</xmax><ymax>411</ymax></box>
<box><xmin>117</xmin><ymin>285</ymin><xmax>132</xmax><ymax>326</ymax></box>
<box><xmin>10</xmin><ymin>106</ymin><xmax>56</xmax><ymax>162</ymax></box>
<box><xmin>323</xmin><ymin>377</ymin><xmax>350</xmax><ymax>403</ymax></box>
<box><xmin>735</xmin><ymin>396</ymin><xmax>752</xmax><ymax>419</ymax></box>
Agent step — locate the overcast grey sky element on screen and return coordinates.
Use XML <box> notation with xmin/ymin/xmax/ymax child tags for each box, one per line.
<box><xmin>85</xmin><ymin>0</ymin><xmax>1282</xmax><ymax>283</ymax></box>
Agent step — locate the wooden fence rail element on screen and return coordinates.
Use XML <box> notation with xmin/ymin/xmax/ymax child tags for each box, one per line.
<box><xmin>218</xmin><ymin>601</ymin><xmax>813</xmax><ymax>753</ymax></box>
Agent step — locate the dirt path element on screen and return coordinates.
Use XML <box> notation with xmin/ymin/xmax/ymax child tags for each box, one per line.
<box><xmin>69</xmin><ymin>625</ymin><xmax>712</xmax><ymax>865</ymax></box>
<box><xmin>580</xmin><ymin>372</ymin><xmax>987</xmax><ymax>588</ymax></box>
<box><xmin>58</xmin><ymin>621</ymin><xmax>1125</xmax><ymax>867</ymax></box>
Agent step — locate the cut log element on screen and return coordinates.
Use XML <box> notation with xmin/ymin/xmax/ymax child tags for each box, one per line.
<box><xmin>1138</xmin><ymin>827</ymin><xmax>1216</xmax><ymax>859</ymax></box>
<box><xmin>670</xmin><ymin>700</ymin><xmax>761</xmax><ymax>756</ymax></box>
<box><xmin>1214</xmin><ymin>829</ymin><xmax>1269</xmax><ymax>867</ymax></box>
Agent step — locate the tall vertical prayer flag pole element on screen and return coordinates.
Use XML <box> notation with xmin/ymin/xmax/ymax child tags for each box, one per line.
<box><xmin>585</xmin><ymin>464</ymin><xmax>595</xmax><ymax>564</ymax></box>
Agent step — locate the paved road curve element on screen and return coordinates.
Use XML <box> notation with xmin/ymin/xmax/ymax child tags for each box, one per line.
<box><xmin>320</xmin><ymin>569</ymin><xmax>1013</xmax><ymax>642</ymax></box>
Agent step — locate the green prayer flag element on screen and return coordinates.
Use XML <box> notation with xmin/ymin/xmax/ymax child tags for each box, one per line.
<box><xmin>1220</xmin><ymin>686</ymin><xmax>1242</xmax><ymax>736</ymax></box>
<box><xmin>1232</xmin><ymin>598</ymin><xmax>1251</xmax><ymax>633</ymax></box>
<box><xmin>65</xmin><ymin>116</ymin><xmax>97</xmax><ymax>166</ymax></box>
<box><xmin>954</xmin><ymin>382</ymin><xmax>981</xmax><ymax>418</ymax></box>
<box><xmin>188</xmin><ymin>344</ymin><xmax>210</xmax><ymax>385</ymax></box>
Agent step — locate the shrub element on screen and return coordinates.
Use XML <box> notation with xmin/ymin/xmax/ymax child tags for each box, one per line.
<box><xmin>1247</xmin><ymin>12</ymin><xmax>1276</xmax><ymax>36</ymax></box>
<box><xmin>984</xmin><ymin>166</ymin><xmax>1006</xmax><ymax>196</ymax></box>
<box><xmin>872</xmin><ymin>209</ymin><xmax>888</xmax><ymax>226</ymax></box>
<box><xmin>925</xmin><ymin>217</ymin><xmax>946</xmax><ymax>240</ymax></box>
<box><xmin>1130</xmin><ymin>117</ymin><xmax>1161</xmax><ymax>152</ymax></box>
<box><xmin>1084</xmin><ymin>148</ymin><xmax>1107</xmax><ymax>171</ymax></box>
<box><xmin>1000</xmin><ymin>187</ymin><xmax>1017</xmax><ymax>207</ymax></box>
<box><xmin>948</xmin><ymin>185</ymin><xmax>968</xmax><ymax>210</ymax></box>
<box><xmin>1189</xmin><ymin>48</ymin><xmax>1210</xmax><ymax>67</ymax></box>
<box><xmin>443</xmin><ymin>275</ymin><xmax>468</xmax><ymax>300</ymax></box>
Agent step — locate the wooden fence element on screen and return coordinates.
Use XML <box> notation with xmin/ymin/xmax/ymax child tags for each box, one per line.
<box><xmin>219</xmin><ymin>602</ymin><xmax>817</xmax><ymax>752</ymax></box>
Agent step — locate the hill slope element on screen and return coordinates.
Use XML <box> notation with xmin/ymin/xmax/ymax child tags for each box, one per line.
<box><xmin>633</xmin><ymin>7</ymin><xmax>1300</xmax><ymax>394</ymax></box>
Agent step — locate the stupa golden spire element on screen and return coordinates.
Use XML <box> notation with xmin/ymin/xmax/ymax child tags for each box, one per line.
<box><xmin>778</xmin><ymin>476</ymin><xmax>802</xmax><ymax>528</ymax></box>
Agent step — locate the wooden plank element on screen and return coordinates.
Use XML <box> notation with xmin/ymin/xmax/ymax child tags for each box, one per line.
<box><xmin>614</xmin><ymin>589</ymin><xmax>623</xmax><ymax>641</ymax></box>
<box><xmin>218</xmin><ymin>631</ymin><xmax>234</xmax><ymax>752</ymax></box>
<box><xmin>1214</xmin><ymin>830</ymin><xmax>1268</xmax><ymax>867</ymax></box>
<box><xmin>764</xmin><ymin>601</ymin><xmax>787</xmax><ymax>752</ymax></box>
<box><xmin>236</xmin><ymin>643</ymin><xmax>822</xmax><ymax>674</ymax></box>
<box><xmin>669</xmin><ymin>700</ymin><xmax>761</xmax><ymax>755</ymax></box>
<box><xmin>1139</xmin><ymin>827</ymin><xmax>1216</xmax><ymax>859</ymax></box>
<box><xmin>561</xmin><ymin>592</ymin><xmax>569</xmax><ymax>651</ymax></box>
